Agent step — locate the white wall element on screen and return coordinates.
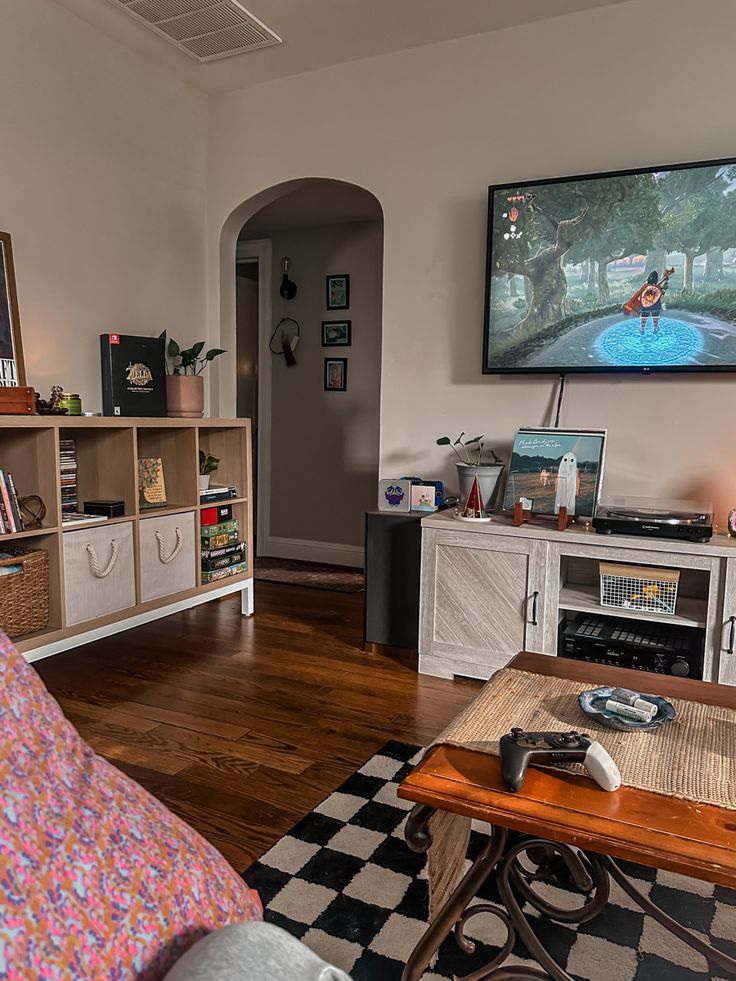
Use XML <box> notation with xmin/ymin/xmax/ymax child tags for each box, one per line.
<box><xmin>208</xmin><ymin>0</ymin><xmax>736</xmax><ymax>525</ymax></box>
<box><xmin>0</xmin><ymin>0</ymin><xmax>207</xmax><ymax>409</ymax></box>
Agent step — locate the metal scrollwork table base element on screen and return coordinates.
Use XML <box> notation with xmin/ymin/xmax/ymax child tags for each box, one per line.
<box><xmin>401</xmin><ymin>803</ymin><xmax>736</xmax><ymax>981</ymax></box>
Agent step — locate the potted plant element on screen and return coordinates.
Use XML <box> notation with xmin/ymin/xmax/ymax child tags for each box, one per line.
<box><xmin>437</xmin><ymin>432</ymin><xmax>505</xmax><ymax>509</ymax></box>
<box><xmin>199</xmin><ymin>450</ymin><xmax>219</xmax><ymax>492</ymax></box>
<box><xmin>160</xmin><ymin>332</ymin><xmax>226</xmax><ymax>418</ymax></box>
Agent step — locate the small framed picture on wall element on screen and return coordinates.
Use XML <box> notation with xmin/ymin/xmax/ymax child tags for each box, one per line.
<box><xmin>324</xmin><ymin>357</ymin><xmax>347</xmax><ymax>391</ymax></box>
<box><xmin>322</xmin><ymin>320</ymin><xmax>351</xmax><ymax>347</ymax></box>
<box><xmin>326</xmin><ymin>274</ymin><xmax>350</xmax><ymax>310</ymax></box>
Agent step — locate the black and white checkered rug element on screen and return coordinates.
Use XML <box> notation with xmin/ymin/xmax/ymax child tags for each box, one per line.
<box><xmin>244</xmin><ymin>741</ymin><xmax>736</xmax><ymax>980</ymax></box>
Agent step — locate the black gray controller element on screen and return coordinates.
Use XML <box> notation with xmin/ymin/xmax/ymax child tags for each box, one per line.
<box><xmin>499</xmin><ymin>728</ymin><xmax>621</xmax><ymax>792</ymax></box>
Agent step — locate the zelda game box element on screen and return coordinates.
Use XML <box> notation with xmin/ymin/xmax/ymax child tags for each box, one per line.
<box><xmin>100</xmin><ymin>333</ymin><xmax>166</xmax><ymax>417</ymax></box>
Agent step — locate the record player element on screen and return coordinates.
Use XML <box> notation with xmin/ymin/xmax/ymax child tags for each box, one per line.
<box><xmin>593</xmin><ymin>495</ymin><xmax>713</xmax><ymax>543</ymax></box>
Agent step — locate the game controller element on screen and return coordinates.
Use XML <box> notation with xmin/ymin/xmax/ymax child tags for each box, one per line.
<box><xmin>499</xmin><ymin>728</ymin><xmax>622</xmax><ymax>792</ymax></box>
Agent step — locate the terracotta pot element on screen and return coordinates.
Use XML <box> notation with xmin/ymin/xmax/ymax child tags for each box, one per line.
<box><xmin>166</xmin><ymin>375</ymin><xmax>204</xmax><ymax>418</ymax></box>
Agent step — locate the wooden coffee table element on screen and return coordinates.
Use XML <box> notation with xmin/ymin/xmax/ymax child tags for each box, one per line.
<box><xmin>398</xmin><ymin>652</ymin><xmax>736</xmax><ymax>981</ymax></box>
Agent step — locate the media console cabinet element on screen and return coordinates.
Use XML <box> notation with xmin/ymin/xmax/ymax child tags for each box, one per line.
<box><xmin>0</xmin><ymin>417</ymin><xmax>253</xmax><ymax>662</ymax></box>
<box><xmin>419</xmin><ymin>510</ymin><xmax>736</xmax><ymax>684</ymax></box>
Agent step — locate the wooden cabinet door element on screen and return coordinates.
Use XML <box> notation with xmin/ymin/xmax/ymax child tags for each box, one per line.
<box><xmin>718</xmin><ymin>557</ymin><xmax>736</xmax><ymax>685</ymax></box>
<box><xmin>420</xmin><ymin>530</ymin><xmax>551</xmax><ymax>679</ymax></box>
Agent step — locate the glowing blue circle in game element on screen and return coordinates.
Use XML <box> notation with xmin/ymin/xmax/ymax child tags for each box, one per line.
<box><xmin>595</xmin><ymin>318</ymin><xmax>704</xmax><ymax>367</ymax></box>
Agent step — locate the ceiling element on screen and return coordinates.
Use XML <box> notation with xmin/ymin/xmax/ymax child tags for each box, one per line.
<box><xmin>54</xmin><ymin>0</ymin><xmax>630</xmax><ymax>94</ymax></box>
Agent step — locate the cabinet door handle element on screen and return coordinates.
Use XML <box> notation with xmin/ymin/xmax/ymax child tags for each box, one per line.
<box><xmin>728</xmin><ymin>615</ymin><xmax>736</xmax><ymax>656</ymax></box>
<box><xmin>530</xmin><ymin>590</ymin><xmax>540</xmax><ymax>626</ymax></box>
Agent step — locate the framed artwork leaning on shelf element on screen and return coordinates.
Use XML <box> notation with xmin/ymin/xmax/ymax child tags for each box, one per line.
<box><xmin>138</xmin><ymin>456</ymin><xmax>168</xmax><ymax>510</ymax></box>
<box><xmin>503</xmin><ymin>427</ymin><xmax>607</xmax><ymax>519</ymax></box>
<box><xmin>0</xmin><ymin>232</ymin><xmax>26</xmax><ymax>387</ymax></box>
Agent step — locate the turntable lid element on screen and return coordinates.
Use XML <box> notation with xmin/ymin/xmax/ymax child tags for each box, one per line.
<box><xmin>596</xmin><ymin>495</ymin><xmax>713</xmax><ymax>522</ymax></box>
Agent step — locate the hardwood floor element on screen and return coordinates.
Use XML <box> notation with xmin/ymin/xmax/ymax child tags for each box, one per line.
<box><xmin>36</xmin><ymin>583</ymin><xmax>479</xmax><ymax>873</ymax></box>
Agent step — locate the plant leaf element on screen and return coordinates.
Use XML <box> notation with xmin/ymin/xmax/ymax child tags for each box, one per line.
<box><xmin>436</xmin><ymin>437</ymin><xmax>451</xmax><ymax>445</ymax></box>
<box><xmin>158</xmin><ymin>330</ymin><xmax>166</xmax><ymax>341</ymax></box>
<box><xmin>205</xmin><ymin>348</ymin><xmax>227</xmax><ymax>361</ymax></box>
<box><xmin>191</xmin><ymin>341</ymin><xmax>205</xmax><ymax>357</ymax></box>
<box><xmin>464</xmin><ymin>436</ymin><xmax>484</xmax><ymax>444</ymax></box>
<box><xmin>453</xmin><ymin>432</ymin><xmax>465</xmax><ymax>445</ymax></box>
<box><xmin>167</xmin><ymin>338</ymin><xmax>180</xmax><ymax>358</ymax></box>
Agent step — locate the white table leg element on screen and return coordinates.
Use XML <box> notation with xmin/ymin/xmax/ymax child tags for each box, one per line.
<box><xmin>241</xmin><ymin>579</ymin><xmax>254</xmax><ymax>616</ymax></box>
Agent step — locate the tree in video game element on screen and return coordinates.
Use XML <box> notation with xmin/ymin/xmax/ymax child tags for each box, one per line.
<box><xmin>568</xmin><ymin>175</ymin><xmax>661</xmax><ymax>305</ymax></box>
<box><xmin>492</xmin><ymin>176</ymin><xmax>662</xmax><ymax>332</ymax></box>
<box><xmin>658</xmin><ymin>167</ymin><xmax>736</xmax><ymax>292</ymax></box>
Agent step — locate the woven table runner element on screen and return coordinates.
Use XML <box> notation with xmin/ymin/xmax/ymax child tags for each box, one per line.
<box><xmin>423</xmin><ymin>667</ymin><xmax>736</xmax><ymax>922</ymax></box>
<box><xmin>434</xmin><ymin>667</ymin><xmax>736</xmax><ymax>808</ymax></box>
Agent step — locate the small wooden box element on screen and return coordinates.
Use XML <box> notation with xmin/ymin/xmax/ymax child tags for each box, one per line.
<box><xmin>0</xmin><ymin>387</ymin><xmax>35</xmax><ymax>415</ymax></box>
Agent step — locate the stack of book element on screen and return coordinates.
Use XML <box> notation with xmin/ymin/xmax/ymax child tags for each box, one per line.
<box><xmin>61</xmin><ymin>513</ymin><xmax>107</xmax><ymax>527</ymax></box>
<box><xmin>199</xmin><ymin>483</ymin><xmax>237</xmax><ymax>505</ymax></box>
<box><xmin>60</xmin><ymin>439</ymin><xmax>78</xmax><ymax>518</ymax></box>
<box><xmin>201</xmin><ymin>516</ymin><xmax>246</xmax><ymax>584</ymax></box>
<box><xmin>0</xmin><ymin>469</ymin><xmax>24</xmax><ymax>534</ymax></box>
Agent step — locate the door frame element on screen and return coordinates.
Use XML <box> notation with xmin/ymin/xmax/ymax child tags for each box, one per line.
<box><xmin>236</xmin><ymin>238</ymin><xmax>272</xmax><ymax>558</ymax></box>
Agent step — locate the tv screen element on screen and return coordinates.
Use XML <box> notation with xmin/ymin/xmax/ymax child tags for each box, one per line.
<box><xmin>483</xmin><ymin>158</ymin><xmax>736</xmax><ymax>373</ymax></box>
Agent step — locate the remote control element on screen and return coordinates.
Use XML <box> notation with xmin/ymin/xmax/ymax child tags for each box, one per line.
<box><xmin>499</xmin><ymin>728</ymin><xmax>621</xmax><ymax>792</ymax></box>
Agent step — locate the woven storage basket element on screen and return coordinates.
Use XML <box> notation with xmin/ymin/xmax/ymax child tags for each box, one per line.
<box><xmin>0</xmin><ymin>547</ymin><xmax>49</xmax><ymax>638</ymax></box>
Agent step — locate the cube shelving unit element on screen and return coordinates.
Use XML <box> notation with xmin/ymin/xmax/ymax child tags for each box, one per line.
<box><xmin>0</xmin><ymin>416</ymin><xmax>253</xmax><ymax>661</ymax></box>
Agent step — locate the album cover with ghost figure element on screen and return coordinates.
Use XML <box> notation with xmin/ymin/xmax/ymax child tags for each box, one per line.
<box><xmin>503</xmin><ymin>428</ymin><xmax>607</xmax><ymax>518</ymax></box>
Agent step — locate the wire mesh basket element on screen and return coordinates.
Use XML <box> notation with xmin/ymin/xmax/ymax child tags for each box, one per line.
<box><xmin>599</xmin><ymin>561</ymin><xmax>679</xmax><ymax>616</ymax></box>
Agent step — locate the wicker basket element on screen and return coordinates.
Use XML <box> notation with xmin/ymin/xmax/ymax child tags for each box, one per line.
<box><xmin>0</xmin><ymin>547</ymin><xmax>49</xmax><ymax>638</ymax></box>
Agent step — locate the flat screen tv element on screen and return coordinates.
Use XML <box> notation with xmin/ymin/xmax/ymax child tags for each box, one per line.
<box><xmin>483</xmin><ymin>158</ymin><xmax>736</xmax><ymax>374</ymax></box>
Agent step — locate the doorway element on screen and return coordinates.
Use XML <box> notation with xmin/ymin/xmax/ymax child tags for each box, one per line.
<box><xmin>235</xmin><ymin>254</ymin><xmax>260</xmax><ymax>549</ymax></box>
<box><xmin>231</xmin><ymin>179</ymin><xmax>383</xmax><ymax>569</ymax></box>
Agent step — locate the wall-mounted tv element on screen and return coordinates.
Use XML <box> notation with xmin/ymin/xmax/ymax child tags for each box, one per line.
<box><xmin>483</xmin><ymin>158</ymin><xmax>736</xmax><ymax>374</ymax></box>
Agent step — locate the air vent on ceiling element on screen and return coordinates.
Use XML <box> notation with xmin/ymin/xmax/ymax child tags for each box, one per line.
<box><xmin>108</xmin><ymin>0</ymin><xmax>282</xmax><ymax>63</ymax></box>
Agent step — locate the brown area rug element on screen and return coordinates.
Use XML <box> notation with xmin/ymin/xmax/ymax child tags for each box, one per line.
<box><xmin>254</xmin><ymin>557</ymin><xmax>364</xmax><ymax>593</ymax></box>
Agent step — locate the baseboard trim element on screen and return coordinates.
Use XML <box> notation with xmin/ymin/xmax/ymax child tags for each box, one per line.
<box><xmin>259</xmin><ymin>536</ymin><xmax>364</xmax><ymax>568</ymax></box>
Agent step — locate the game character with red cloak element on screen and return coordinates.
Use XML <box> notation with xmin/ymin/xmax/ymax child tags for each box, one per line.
<box><xmin>622</xmin><ymin>267</ymin><xmax>674</xmax><ymax>335</ymax></box>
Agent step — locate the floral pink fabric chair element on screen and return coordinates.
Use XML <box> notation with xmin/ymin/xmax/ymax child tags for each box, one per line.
<box><xmin>0</xmin><ymin>630</ymin><xmax>261</xmax><ymax>980</ymax></box>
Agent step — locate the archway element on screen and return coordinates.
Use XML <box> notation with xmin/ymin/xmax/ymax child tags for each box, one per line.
<box><xmin>219</xmin><ymin>178</ymin><xmax>384</xmax><ymax>568</ymax></box>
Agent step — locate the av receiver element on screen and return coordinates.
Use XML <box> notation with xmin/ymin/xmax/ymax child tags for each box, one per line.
<box><xmin>558</xmin><ymin>614</ymin><xmax>703</xmax><ymax>680</ymax></box>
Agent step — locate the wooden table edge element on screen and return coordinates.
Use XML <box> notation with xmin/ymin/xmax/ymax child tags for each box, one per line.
<box><xmin>506</xmin><ymin>651</ymin><xmax>736</xmax><ymax>708</ymax></box>
<box><xmin>398</xmin><ymin>748</ymin><xmax>736</xmax><ymax>889</ymax></box>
